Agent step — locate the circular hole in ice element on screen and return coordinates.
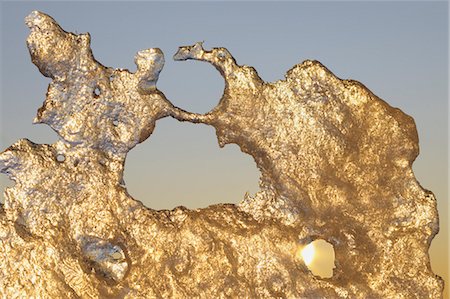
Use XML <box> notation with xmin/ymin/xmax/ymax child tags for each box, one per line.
<box><xmin>298</xmin><ymin>239</ymin><xmax>335</xmax><ymax>278</ymax></box>
<box><xmin>56</xmin><ymin>154</ymin><xmax>66</xmax><ymax>163</ymax></box>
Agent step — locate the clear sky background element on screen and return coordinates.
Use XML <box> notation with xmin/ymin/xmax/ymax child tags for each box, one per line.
<box><xmin>0</xmin><ymin>1</ymin><xmax>448</xmax><ymax>296</ymax></box>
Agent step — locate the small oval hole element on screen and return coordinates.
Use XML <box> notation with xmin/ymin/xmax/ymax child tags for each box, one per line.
<box><xmin>93</xmin><ymin>86</ymin><xmax>101</xmax><ymax>97</ymax></box>
<box><xmin>56</xmin><ymin>154</ymin><xmax>66</xmax><ymax>163</ymax></box>
<box><xmin>297</xmin><ymin>239</ymin><xmax>335</xmax><ymax>278</ymax></box>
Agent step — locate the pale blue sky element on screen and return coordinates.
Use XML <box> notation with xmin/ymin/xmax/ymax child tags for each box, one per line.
<box><xmin>0</xmin><ymin>1</ymin><xmax>448</xmax><ymax>294</ymax></box>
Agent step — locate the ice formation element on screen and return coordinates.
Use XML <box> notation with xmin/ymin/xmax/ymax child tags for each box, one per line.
<box><xmin>0</xmin><ymin>11</ymin><xmax>443</xmax><ymax>298</ymax></box>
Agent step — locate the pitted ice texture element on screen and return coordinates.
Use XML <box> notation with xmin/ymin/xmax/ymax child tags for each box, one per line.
<box><xmin>0</xmin><ymin>11</ymin><xmax>443</xmax><ymax>298</ymax></box>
